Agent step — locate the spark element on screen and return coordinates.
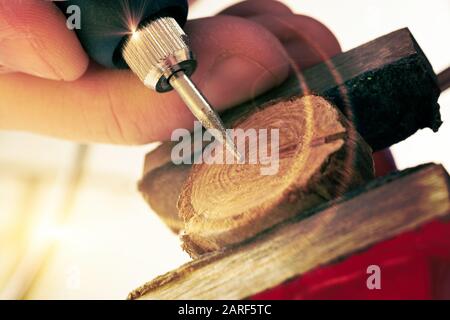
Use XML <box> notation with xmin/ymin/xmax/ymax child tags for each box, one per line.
<box><xmin>131</xmin><ymin>29</ymin><xmax>140</xmax><ymax>41</ymax></box>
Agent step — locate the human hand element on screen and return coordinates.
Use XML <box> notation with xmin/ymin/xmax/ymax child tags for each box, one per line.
<box><xmin>0</xmin><ymin>0</ymin><xmax>340</xmax><ymax>144</ymax></box>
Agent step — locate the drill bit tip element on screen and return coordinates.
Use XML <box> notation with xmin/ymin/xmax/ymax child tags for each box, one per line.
<box><xmin>224</xmin><ymin>133</ymin><xmax>243</xmax><ymax>163</ymax></box>
<box><xmin>169</xmin><ymin>72</ymin><xmax>241</xmax><ymax>161</ymax></box>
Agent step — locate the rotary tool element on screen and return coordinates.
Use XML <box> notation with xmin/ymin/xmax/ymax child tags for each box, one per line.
<box><xmin>57</xmin><ymin>0</ymin><xmax>239</xmax><ymax>158</ymax></box>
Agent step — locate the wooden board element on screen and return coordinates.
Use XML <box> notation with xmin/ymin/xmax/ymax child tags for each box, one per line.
<box><xmin>130</xmin><ymin>164</ymin><xmax>450</xmax><ymax>300</ymax></box>
<box><xmin>139</xmin><ymin>28</ymin><xmax>442</xmax><ymax>233</ymax></box>
<box><xmin>438</xmin><ymin>66</ymin><xmax>450</xmax><ymax>92</ymax></box>
<box><xmin>219</xmin><ymin>28</ymin><xmax>441</xmax><ymax>150</ymax></box>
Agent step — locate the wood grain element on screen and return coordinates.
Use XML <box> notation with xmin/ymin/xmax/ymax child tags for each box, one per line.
<box><xmin>129</xmin><ymin>163</ymin><xmax>450</xmax><ymax>300</ymax></box>
<box><xmin>138</xmin><ymin>28</ymin><xmax>442</xmax><ymax>233</ymax></box>
<box><xmin>178</xmin><ymin>95</ymin><xmax>374</xmax><ymax>257</ymax></box>
<box><xmin>438</xmin><ymin>66</ymin><xmax>450</xmax><ymax>92</ymax></box>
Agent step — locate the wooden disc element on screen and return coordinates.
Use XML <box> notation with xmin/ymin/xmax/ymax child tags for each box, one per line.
<box><xmin>139</xmin><ymin>163</ymin><xmax>190</xmax><ymax>233</ymax></box>
<box><xmin>178</xmin><ymin>95</ymin><xmax>374</xmax><ymax>257</ymax></box>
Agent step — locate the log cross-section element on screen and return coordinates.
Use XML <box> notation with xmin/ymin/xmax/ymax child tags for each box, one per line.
<box><xmin>178</xmin><ymin>95</ymin><xmax>374</xmax><ymax>257</ymax></box>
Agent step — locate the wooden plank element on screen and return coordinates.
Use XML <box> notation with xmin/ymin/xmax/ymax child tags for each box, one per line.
<box><xmin>130</xmin><ymin>164</ymin><xmax>450</xmax><ymax>300</ymax></box>
<box><xmin>438</xmin><ymin>66</ymin><xmax>450</xmax><ymax>92</ymax></box>
<box><xmin>220</xmin><ymin>27</ymin><xmax>441</xmax><ymax>150</ymax></box>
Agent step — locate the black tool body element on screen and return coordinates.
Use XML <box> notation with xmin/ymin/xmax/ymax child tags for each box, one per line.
<box><xmin>56</xmin><ymin>0</ymin><xmax>189</xmax><ymax>68</ymax></box>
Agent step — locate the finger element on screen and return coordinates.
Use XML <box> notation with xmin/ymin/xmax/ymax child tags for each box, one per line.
<box><xmin>0</xmin><ymin>64</ymin><xmax>14</xmax><ymax>74</ymax></box>
<box><xmin>219</xmin><ymin>0</ymin><xmax>293</xmax><ymax>17</ymax></box>
<box><xmin>217</xmin><ymin>1</ymin><xmax>341</xmax><ymax>69</ymax></box>
<box><xmin>249</xmin><ymin>14</ymin><xmax>341</xmax><ymax>69</ymax></box>
<box><xmin>0</xmin><ymin>15</ymin><xmax>290</xmax><ymax>144</ymax></box>
<box><xmin>0</xmin><ymin>0</ymin><xmax>88</xmax><ymax>80</ymax></box>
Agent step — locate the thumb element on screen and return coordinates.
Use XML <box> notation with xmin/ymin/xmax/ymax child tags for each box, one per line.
<box><xmin>0</xmin><ymin>0</ymin><xmax>88</xmax><ymax>80</ymax></box>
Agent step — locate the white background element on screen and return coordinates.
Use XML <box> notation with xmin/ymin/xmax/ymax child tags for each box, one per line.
<box><xmin>0</xmin><ymin>0</ymin><xmax>449</xmax><ymax>299</ymax></box>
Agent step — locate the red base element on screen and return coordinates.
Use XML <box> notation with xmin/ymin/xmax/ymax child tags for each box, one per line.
<box><xmin>252</xmin><ymin>150</ymin><xmax>450</xmax><ymax>300</ymax></box>
<box><xmin>252</xmin><ymin>221</ymin><xmax>450</xmax><ymax>300</ymax></box>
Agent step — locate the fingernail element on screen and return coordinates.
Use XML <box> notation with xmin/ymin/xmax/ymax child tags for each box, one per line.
<box><xmin>202</xmin><ymin>54</ymin><xmax>283</xmax><ymax>109</ymax></box>
<box><xmin>0</xmin><ymin>36</ymin><xmax>61</xmax><ymax>80</ymax></box>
